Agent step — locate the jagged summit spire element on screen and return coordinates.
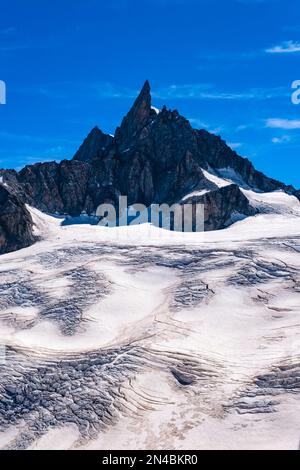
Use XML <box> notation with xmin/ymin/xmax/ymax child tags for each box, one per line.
<box><xmin>138</xmin><ymin>79</ymin><xmax>151</xmax><ymax>99</ymax></box>
<box><xmin>130</xmin><ymin>80</ymin><xmax>152</xmax><ymax>121</ymax></box>
<box><xmin>115</xmin><ymin>80</ymin><xmax>155</xmax><ymax>145</ymax></box>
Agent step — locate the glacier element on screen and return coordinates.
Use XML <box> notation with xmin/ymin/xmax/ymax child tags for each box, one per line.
<box><xmin>0</xmin><ymin>191</ymin><xmax>300</xmax><ymax>450</ymax></box>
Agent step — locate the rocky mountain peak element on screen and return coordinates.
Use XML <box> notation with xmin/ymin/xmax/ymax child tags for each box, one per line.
<box><xmin>115</xmin><ymin>80</ymin><xmax>157</xmax><ymax>147</ymax></box>
<box><xmin>73</xmin><ymin>126</ymin><xmax>113</xmax><ymax>162</ymax></box>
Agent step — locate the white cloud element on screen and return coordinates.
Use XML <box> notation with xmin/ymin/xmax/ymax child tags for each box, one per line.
<box><xmin>228</xmin><ymin>142</ymin><xmax>242</xmax><ymax>149</ymax></box>
<box><xmin>271</xmin><ymin>135</ymin><xmax>291</xmax><ymax>144</ymax></box>
<box><xmin>236</xmin><ymin>124</ymin><xmax>252</xmax><ymax>131</ymax></box>
<box><xmin>188</xmin><ymin>118</ymin><xmax>224</xmax><ymax>134</ymax></box>
<box><xmin>95</xmin><ymin>83</ymin><xmax>138</xmax><ymax>99</ymax></box>
<box><xmin>266</xmin><ymin>40</ymin><xmax>300</xmax><ymax>54</ymax></box>
<box><xmin>89</xmin><ymin>82</ymin><xmax>288</xmax><ymax>103</ymax></box>
<box><xmin>188</xmin><ymin>118</ymin><xmax>208</xmax><ymax>128</ymax></box>
<box><xmin>153</xmin><ymin>84</ymin><xmax>286</xmax><ymax>101</ymax></box>
<box><xmin>156</xmin><ymin>85</ymin><xmax>251</xmax><ymax>100</ymax></box>
<box><xmin>153</xmin><ymin>84</ymin><xmax>213</xmax><ymax>100</ymax></box>
<box><xmin>266</xmin><ymin>118</ymin><xmax>300</xmax><ymax>129</ymax></box>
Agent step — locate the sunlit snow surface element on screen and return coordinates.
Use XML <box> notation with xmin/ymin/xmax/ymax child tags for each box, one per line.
<box><xmin>0</xmin><ymin>194</ymin><xmax>300</xmax><ymax>450</ymax></box>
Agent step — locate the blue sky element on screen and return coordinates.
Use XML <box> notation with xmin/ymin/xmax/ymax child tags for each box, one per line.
<box><xmin>0</xmin><ymin>0</ymin><xmax>300</xmax><ymax>186</ymax></box>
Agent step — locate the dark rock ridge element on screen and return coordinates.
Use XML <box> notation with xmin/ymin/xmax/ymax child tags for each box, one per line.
<box><xmin>0</xmin><ymin>80</ymin><xmax>299</xmax><ymax>243</ymax></box>
<box><xmin>0</xmin><ymin>183</ymin><xmax>35</xmax><ymax>254</ymax></box>
<box><xmin>195</xmin><ymin>130</ymin><xmax>297</xmax><ymax>194</ymax></box>
<box><xmin>181</xmin><ymin>184</ymin><xmax>257</xmax><ymax>231</ymax></box>
<box><xmin>17</xmin><ymin>160</ymin><xmax>92</xmax><ymax>216</ymax></box>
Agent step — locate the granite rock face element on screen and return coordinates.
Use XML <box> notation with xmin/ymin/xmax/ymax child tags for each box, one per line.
<box><xmin>0</xmin><ymin>80</ymin><xmax>299</xmax><ymax>247</ymax></box>
<box><xmin>0</xmin><ymin>184</ymin><xmax>35</xmax><ymax>254</ymax></box>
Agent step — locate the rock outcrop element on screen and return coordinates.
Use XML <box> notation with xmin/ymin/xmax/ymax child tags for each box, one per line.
<box><xmin>17</xmin><ymin>160</ymin><xmax>92</xmax><ymax>216</ymax></box>
<box><xmin>181</xmin><ymin>184</ymin><xmax>257</xmax><ymax>231</ymax></box>
<box><xmin>72</xmin><ymin>126</ymin><xmax>113</xmax><ymax>163</ymax></box>
<box><xmin>0</xmin><ymin>184</ymin><xmax>35</xmax><ymax>254</ymax></box>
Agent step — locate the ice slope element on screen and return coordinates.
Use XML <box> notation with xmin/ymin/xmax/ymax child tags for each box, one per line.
<box><xmin>0</xmin><ymin>204</ymin><xmax>300</xmax><ymax>450</ymax></box>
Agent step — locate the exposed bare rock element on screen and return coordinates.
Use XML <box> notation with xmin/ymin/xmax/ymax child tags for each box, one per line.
<box><xmin>17</xmin><ymin>160</ymin><xmax>92</xmax><ymax>216</ymax></box>
<box><xmin>72</xmin><ymin>126</ymin><xmax>113</xmax><ymax>163</ymax></box>
<box><xmin>182</xmin><ymin>183</ymin><xmax>257</xmax><ymax>231</ymax></box>
<box><xmin>115</xmin><ymin>80</ymin><xmax>157</xmax><ymax>150</ymax></box>
<box><xmin>0</xmin><ymin>184</ymin><xmax>35</xmax><ymax>254</ymax></box>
